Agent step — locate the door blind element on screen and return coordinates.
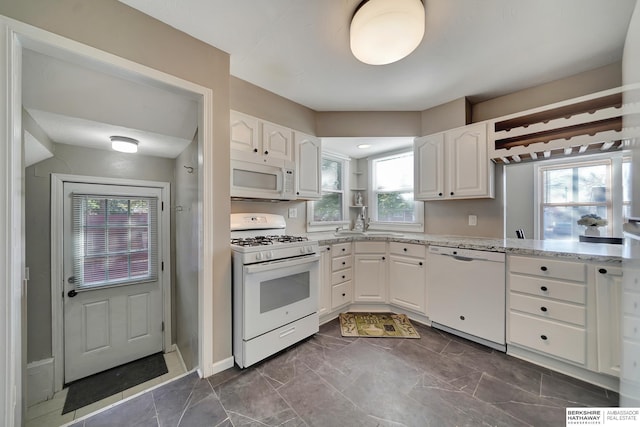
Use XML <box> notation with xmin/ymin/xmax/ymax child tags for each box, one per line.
<box><xmin>71</xmin><ymin>194</ymin><xmax>158</xmax><ymax>289</ymax></box>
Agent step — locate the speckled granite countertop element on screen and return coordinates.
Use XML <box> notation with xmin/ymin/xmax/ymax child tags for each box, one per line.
<box><xmin>308</xmin><ymin>232</ymin><xmax>624</xmax><ymax>263</ymax></box>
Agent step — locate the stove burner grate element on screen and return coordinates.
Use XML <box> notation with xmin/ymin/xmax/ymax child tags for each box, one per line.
<box><xmin>230</xmin><ymin>235</ymin><xmax>309</xmax><ymax>246</ymax></box>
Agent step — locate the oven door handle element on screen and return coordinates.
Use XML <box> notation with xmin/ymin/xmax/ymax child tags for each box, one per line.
<box><xmin>244</xmin><ymin>254</ymin><xmax>320</xmax><ymax>274</ymax></box>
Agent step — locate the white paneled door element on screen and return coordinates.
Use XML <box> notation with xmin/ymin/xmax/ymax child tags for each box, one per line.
<box><xmin>63</xmin><ymin>182</ymin><xmax>164</xmax><ymax>383</ymax></box>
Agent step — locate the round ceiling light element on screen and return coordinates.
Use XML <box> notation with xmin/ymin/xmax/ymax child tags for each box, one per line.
<box><xmin>350</xmin><ymin>0</ymin><xmax>425</xmax><ymax>65</ymax></box>
<box><xmin>110</xmin><ymin>136</ymin><xmax>139</xmax><ymax>153</ymax></box>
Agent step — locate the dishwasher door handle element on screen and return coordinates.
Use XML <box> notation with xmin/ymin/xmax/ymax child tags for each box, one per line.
<box><xmin>451</xmin><ymin>255</ymin><xmax>475</xmax><ymax>262</ymax></box>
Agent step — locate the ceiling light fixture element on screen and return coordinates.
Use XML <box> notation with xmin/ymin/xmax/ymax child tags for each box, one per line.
<box><xmin>350</xmin><ymin>0</ymin><xmax>425</xmax><ymax>65</ymax></box>
<box><xmin>357</xmin><ymin>144</ymin><xmax>372</xmax><ymax>149</ymax></box>
<box><xmin>110</xmin><ymin>136</ymin><xmax>139</xmax><ymax>153</ymax></box>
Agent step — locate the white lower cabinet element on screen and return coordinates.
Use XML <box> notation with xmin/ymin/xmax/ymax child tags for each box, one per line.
<box><xmin>354</xmin><ymin>242</ymin><xmax>388</xmax><ymax>303</ymax></box>
<box><xmin>318</xmin><ymin>245</ymin><xmax>331</xmax><ymax>317</ymax></box>
<box><xmin>595</xmin><ymin>265</ymin><xmax>622</xmax><ymax>376</ymax></box>
<box><xmin>329</xmin><ymin>243</ymin><xmax>353</xmax><ymax>310</ymax></box>
<box><xmin>508</xmin><ymin>255</ymin><xmax>588</xmax><ymax>366</ymax></box>
<box><xmin>388</xmin><ymin>242</ymin><xmax>427</xmax><ymax>315</ymax></box>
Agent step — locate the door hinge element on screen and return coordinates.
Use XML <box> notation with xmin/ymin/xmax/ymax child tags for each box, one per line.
<box><xmin>161</xmin><ymin>321</ymin><xmax>165</xmax><ymax>332</ymax></box>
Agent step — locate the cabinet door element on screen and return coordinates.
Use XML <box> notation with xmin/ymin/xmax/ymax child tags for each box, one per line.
<box><xmin>595</xmin><ymin>265</ymin><xmax>622</xmax><ymax>376</ymax></box>
<box><xmin>446</xmin><ymin>122</ymin><xmax>493</xmax><ymax>198</ymax></box>
<box><xmin>414</xmin><ymin>134</ymin><xmax>445</xmax><ymax>200</ymax></box>
<box><xmin>262</xmin><ymin>121</ymin><xmax>293</xmax><ymax>161</ymax></box>
<box><xmin>294</xmin><ymin>132</ymin><xmax>322</xmax><ymax>199</ymax></box>
<box><xmin>354</xmin><ymin>254</ymin><xmax>387</xmax><ymax>302</ymax></box>
<box><xmin>389</xmin><ymin>255</ymin><xmax>426</xmax><ymax>314</ymax></box>
<box><xmin>230</xmin><ymin>111</ymin><xmax>260</xmax><ymax>160</ymax></box>
<box><xmin>318</xmin><ymin>246</ymin><xmax>332</xmax><ymax>318</ymax></box>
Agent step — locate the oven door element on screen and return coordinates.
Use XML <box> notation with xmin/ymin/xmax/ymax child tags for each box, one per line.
<box><xmin>243</xmin><ymin>254</ymin><xmax>319</xmax><ymax>340</ymax></box>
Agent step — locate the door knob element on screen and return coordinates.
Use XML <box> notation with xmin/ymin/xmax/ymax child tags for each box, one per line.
<box><xmin>67</xmin><ymin>289</ymin><xmax>78</xmax><ymax>298</ymax></box>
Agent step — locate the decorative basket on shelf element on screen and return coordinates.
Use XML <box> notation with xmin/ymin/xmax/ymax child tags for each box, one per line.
<box><xmin>577</xmin><ymin>214</ymin><xmax>608</xmax><ymax>236</ymax></box>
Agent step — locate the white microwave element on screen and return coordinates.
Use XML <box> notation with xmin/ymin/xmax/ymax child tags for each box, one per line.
<box><xmin>231</xmin><ymin>159</ymin><xmax>296</xmax><ymax>200</ymax></box>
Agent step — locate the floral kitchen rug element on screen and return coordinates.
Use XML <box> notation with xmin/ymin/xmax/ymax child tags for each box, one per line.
<box><xmin>339</xmin><ymin>312</ymin><xmax>420</xmax><ymax>338</ymax></box>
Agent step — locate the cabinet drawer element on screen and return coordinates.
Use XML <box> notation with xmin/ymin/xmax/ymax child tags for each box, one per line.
<box><xmin>331</xmin><ymin>268</ymin><xmax>353</xmax><ymax>285</ymax></box>
<box><xmin>355</xmin><ymin>241</ymin><xmax>386</xmax><ymax>253</ymax></box>
<box><xmin>509</xmin><ymin>312</ymin><xmax>585</xmax><ymax>365</ymax></box>
<box><xmin>510</xmin><ymin>293</ymin><xmax>585</xmax><ymax>326</ymax></box>
<box><xmin>509</xmin><ymin>274</ymin><xmax>586</xmax><ymax>304</ymax></box>
<box><xmin>331</xmin><ymin>255</ymin><xmax>352</xmax><ymax>271</ymax></box>
<box><xmin>332</xmin><ymin>281</ymin><xmax>353</xmax><ymax>309</ymax></box>
<box><xmin>509</xmin><ymin>256</ymin><xmax>586</xmax><ymax>282</ymax></box>
<box><xmin>332</xmin><ymin>242</ymin><xmax>352</xmax><ymax>256</ymax></box>
<box><xmin>389</xmin><ymin>242</ymin><xmax>426</xmax><ymax>258</ymax></box>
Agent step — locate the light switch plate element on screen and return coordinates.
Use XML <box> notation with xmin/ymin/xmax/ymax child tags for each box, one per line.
<box><xmin>288</xmin><ymin>207</ymin><xmax>297</xmax><ymax>218</ymax></box>
<box><xmin>468</xmin><ymin>215</ymin><xmax>477</xmax><ymax>226</ymax></box>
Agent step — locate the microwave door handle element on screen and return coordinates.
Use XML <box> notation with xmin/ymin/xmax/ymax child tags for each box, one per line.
<box><xmin>244</xmin><ymin>254</ymin><xmax>320</xmax><ymax>274</ymax></box>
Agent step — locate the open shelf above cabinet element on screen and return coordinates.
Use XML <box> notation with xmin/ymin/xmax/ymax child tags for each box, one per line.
<box><xmin>488</xmin><ymin>86</ymin><xmax>639</xmax><ymax>164</ymax></box>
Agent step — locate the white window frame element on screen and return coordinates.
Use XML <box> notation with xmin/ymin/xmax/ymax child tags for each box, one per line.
<box><xmin>533</xmin><ymin>152</ymin><xmax>629</xmax><ymax>239</ymax></box>
<box><xmin>368</xmin><ymin>149</ymin><xmax>424</xmax><ymax>233</ymax></box>
<box><xmin>306</xmin><ymin>152</ymin><xmax>350</xmax><ymax>232</ymax></box>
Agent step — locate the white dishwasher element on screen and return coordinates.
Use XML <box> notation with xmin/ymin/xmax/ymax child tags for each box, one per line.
<box><xmin>427</xmin><ymin>246</ymin><xmax>506</xmax><ymax>351</ymax></box>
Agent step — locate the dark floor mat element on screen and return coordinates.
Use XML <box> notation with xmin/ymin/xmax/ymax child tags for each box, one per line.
<box><xmin>62</xmin><ymin>352</ymin><xmax>168</xmax><ymax>414</ymax></box>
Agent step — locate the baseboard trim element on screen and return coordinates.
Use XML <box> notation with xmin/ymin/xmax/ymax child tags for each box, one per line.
<box><xmin>26</xmin><ymin>358</ymin><xmax>54</xmax><ymax>407</ymax></box>
<box><xmin>210</xmin><ymin>357</ymin><xmax>234</xmax><ymax>376</ymax></box>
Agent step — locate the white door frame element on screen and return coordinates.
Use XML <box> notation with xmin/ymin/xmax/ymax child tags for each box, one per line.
<box><xmin>52</xmin><ymin>174</ymin><xmax>171</xmax><ymax>387</ymax></box>
<box><xmin>0</xmin><ymin>15</ymin><xmax>216</xmax><ymax>424</ymax></box>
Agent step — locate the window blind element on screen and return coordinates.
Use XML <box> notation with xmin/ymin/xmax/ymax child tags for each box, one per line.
<box><xmin>71</xmin><ymin>194</ymin><xmax>158</xmax><ymax>289</ymax></box>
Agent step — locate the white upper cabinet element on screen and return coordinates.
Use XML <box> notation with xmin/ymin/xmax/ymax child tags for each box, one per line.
<box><xmin>230</xmin><ymin>110</ymin><xmax>260</xmax><ymax>156</ymax></box>
<box><xmin>262</xmin><ymin>121</ymin><xmax>293</xmax><ymax>162</ymax></box>
<box><xmin>414</xmin><ymin>133</ymin><xmax>445</xmax><ymax>199</ymax></box>
<box><xmin>414</xmin><ymin>122</ymin><xmax>494</xmax><ymax>200</ymax></box>
<box><xmin>230</xmin><ymin>110</ymin><xmax>293</xmax><ymax>163</ymax></box>
<box><xmin>294</xmin><ymin>132</ymin><xmax>322</xmax><ymax>200</ymax></box>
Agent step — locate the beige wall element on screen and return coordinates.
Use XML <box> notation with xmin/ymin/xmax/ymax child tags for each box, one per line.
<box><xmin>316</xmin><ymin>111</ymin><xmax>421</xmax><ymax>137</ymax></box>
<box><xmin>472</xmin><ymin>62</ymin><xmax>622</xmax><ymax>122</ymax></box>
<box><xmin>421</xmin><ymin>97</ymin><xmax>470</xmax><ymax>136</ymax></box>
<box><xmin>230</xmin><ymin>76</ymin><xmax>316</xmax><ymax>135</ymax></box>
<box><xmin>1</xmin><ymin>0</ymin><xmax>232</xmax><ymax>367</ymax></box>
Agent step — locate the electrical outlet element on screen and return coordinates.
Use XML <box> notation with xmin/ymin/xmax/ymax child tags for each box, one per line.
<box><xmin>288</xmin><ymin>207</ymin><xmax>297</xmax><ymax>218</ymax></box>
<box><xmin>468</xmin><ymin>215</ymin><xmax>477</xmax><ymax>226</ymax></box>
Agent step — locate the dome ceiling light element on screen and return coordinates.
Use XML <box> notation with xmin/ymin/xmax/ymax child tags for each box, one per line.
<box><xmin>110</xmin><ymin>136</ymin><xmax>139</xmax><ymax>153</ymax></box>
<box><xmin>350</xmin><ymin>0</ymin><xmax>425</xmax><ymax>65</ymax></box>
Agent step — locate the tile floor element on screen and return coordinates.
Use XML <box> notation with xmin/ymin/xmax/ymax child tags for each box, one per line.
<box><xmin>66</xmin><ymin>319</ymin><xmax>619</xmax><ymax>427</ymax></box>
<box><xmin>25</xmin><ymin>351</ymin><xmax>186</xmax><ymax>427</ymax></box>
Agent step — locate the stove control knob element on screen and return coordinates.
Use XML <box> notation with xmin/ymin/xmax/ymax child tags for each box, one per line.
<box><xmin>266</xmin><ymin>251</ymin><xmax>273</xmax><ymax>259</ymax></box>
<box><xmin>256</xmin><ymin>252</ymin><xmax>263</xmax><ymax>261</ymax></box>
<box><xmin>300</xmin><ymin>247</ymin><xmax>306</xmax><ymax>254</ymax></box>
<box><xmin>307</xmin><ymin>246</ymin><xmax>314</xmax><ymax>253</ymax></box>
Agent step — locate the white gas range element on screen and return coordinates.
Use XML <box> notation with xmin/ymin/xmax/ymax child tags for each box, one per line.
<box><xmin>230</xmin><ymin>213</ymin><xmax>319</xmax><ymax>368</ymax></box>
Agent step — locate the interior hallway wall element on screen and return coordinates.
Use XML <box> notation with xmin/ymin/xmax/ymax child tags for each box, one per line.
<box><xmin>174</xmin><ymin>135</ymin><xmax>199</xmax><ymax>370</ymax></box>
<box><xmin>1</xmin><ymin>0</ymin><xmax>233</xmax><ymax>369</ymax></box>
<box><xmin>25</xmin><ymin>143</ymin><xmax>176</xmax><ymax>362</ymax></box>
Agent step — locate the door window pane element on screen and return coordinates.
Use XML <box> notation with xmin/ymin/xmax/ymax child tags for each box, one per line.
<box><xmin>72</xmin><ymin>194</ymin><xmax>158</xmax><ymax>289</ymax></box>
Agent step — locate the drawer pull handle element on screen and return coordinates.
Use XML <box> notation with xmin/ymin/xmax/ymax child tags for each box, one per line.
<box><xmin>342</xmin><ymin>261</ymin><xmax>346</xmax><ymax>265</ymax></box>
<box><xmin>253</xmin><ymin>148</ymin><xmax>258</xmax><ymax>153</ymax></box>
<box><xmin>540</xmin><ymin>306</ymin><xmax>548</xmax><ymax>312</ymax></box>
<box><xmin>403</xmin><ymin>248</ymin><xmax>407</xmax><ymax>252</ymax></box>
<box><xmin>438</xmin><ymin>192</ymin><xmax>443</xmax><ymax>196</ymax></box>
<box><xmin>540</xmin><ymin>286</ymin><xmax>548</xmax><ymax>292</ymax></box>
<box><xmin>598</xmin><ymin>268</ymin><xmax>607</xmax><ymax>274</ymax></box>
<box><xmin>540</xmin><ymin>335</ymin><xmax>548</xmax><ymax>341</ymax></box>
<box><xmin>342</xmin><ymin>292</ymin><xmax>346</xmax><ymax>297</ymax></box>
<box><xmin>460</xmin><ymin>315</ymin><xmax>465</xmax><ymax>320</ymax></box>
<box><xmin>279</xmin><ymin>327</ymin><xmax>296</xmax><ymax>338</ymax></box>
<box><xmin>342</xmin><ymin>248</ymin><xmax>346</xmax><ymax>251</ymax></box>
<box><xmin>382</xmin><ymin>256</ymin><xmax>385</xmax><ymax>260</ymax></box>
<box><xmin>540</xmin><ymin>266</ymin><xmax>548</xmax><ymax>272</ymax></box>
<box><xmin>326</xmin><ymin>247</ymin><xmax>331</xmax><ymax>251</ymax></box>
<box><xmin>419</xmin><ymin>262</ymin><xmax>423</xmax><ymax>266</ymax></box>
<box><xmin>342</xmin><ymin>275</ymin><xmax>346</xmax><ymax>279</ymax></box>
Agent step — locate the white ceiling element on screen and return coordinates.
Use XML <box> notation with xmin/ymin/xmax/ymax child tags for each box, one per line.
<box><xmin>22</xmin><ymin>49</ymin><xmax>198</xmax><ymax>159</ymax></box>
<box><xmin>120</xmin><ymin>0</ymin><xmax>636</xmax><ymax>112</ymax></box>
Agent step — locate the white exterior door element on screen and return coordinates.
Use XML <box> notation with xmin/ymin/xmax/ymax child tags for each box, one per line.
<box><xmin>63</xmin><ymin>182</ymin><xmax>164</xmax><ymax>383</ymax></box>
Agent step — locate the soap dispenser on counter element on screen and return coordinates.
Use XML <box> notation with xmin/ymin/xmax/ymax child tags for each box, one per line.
<box><xmin>354</xmin><ymin>213</ymin><xmax>365</xmax><ymax>232</ymax></box>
